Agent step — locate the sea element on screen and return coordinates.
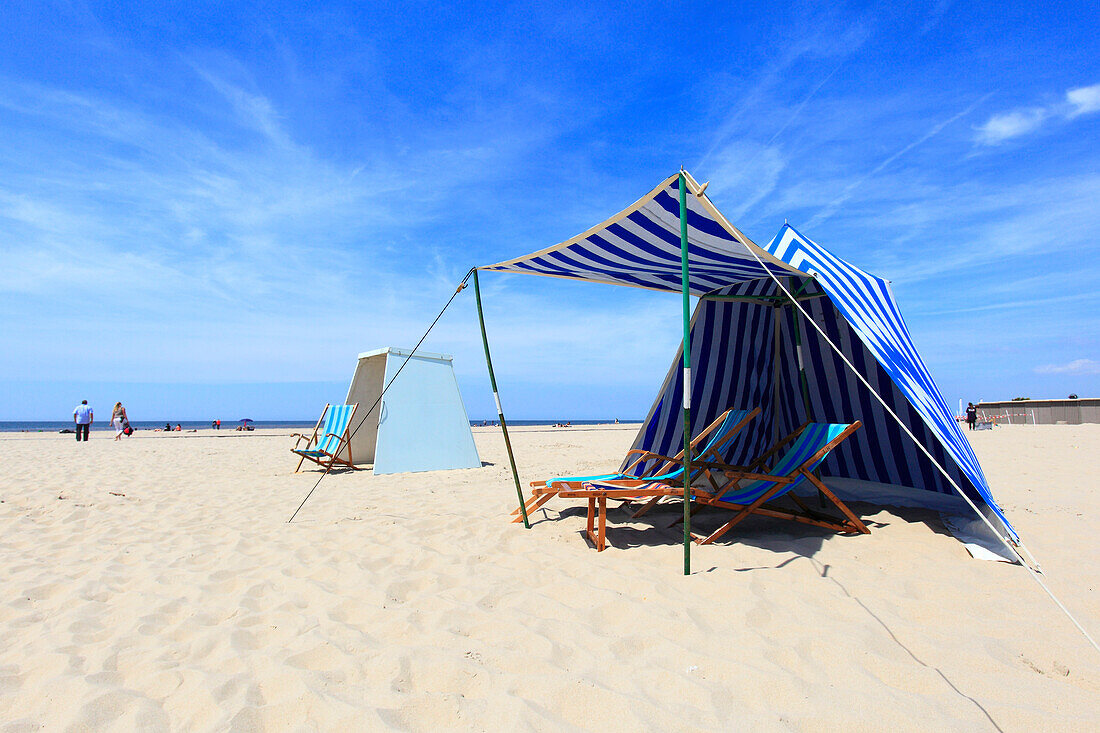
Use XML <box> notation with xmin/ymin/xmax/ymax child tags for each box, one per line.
<box><xmin>0</xmin><ymin>419</ymin><xmax>637</xmax><ymax>433</ymax></box>
<box><xmin>0</xmin><ymin>421</ymin><xmax>315</xmax><ymax>433</ymax></box>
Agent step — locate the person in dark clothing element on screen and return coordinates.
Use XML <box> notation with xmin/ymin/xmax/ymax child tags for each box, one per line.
<box><xmin>966</xmin><ymin>402</ymin><xmax>978</xmax><ymax>430</ymax></box>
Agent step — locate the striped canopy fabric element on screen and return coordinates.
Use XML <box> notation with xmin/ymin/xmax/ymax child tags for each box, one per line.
<box><xmin>479</xmin><ymin>172</ymin><xmax>1017</xmax><ymax>543</ymax></box>
<box><xmin>764</xmin><ymin>225</ymin><xmax>1012</xmax><ymax>537</ymax></box>
<box><xmin>482</xmin><ymin>172</ymin><xmax>797</xmax><ymax>294</ymax></box>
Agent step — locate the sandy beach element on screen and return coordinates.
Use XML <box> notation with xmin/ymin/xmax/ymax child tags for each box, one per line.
<box><xmin>0</xmin><ymin>423</ymin><xmax>1097</xmax><ymax>730</ymax></box>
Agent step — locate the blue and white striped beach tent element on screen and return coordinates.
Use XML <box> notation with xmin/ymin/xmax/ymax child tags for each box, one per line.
<box><xmin>482</xmin><ymin>171</ymin><xmax>1017</xmax><ymax>545</ymax></box>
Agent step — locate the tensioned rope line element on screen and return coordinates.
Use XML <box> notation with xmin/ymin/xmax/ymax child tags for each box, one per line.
<box><xmin>287</xmin><ymin>268</ymin><xmax>476</xmax><ymax>523</ymax></box>
<box><xmin>686</xmin><ymin>177</ymin><xmax>1100</xmax><ymax>653</ymax></box>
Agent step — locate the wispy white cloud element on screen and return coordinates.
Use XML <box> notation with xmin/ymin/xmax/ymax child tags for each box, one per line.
<box><xmin>702</xmin><ymin>141</ymin><xmax>787</xmax><ymax>221</ymax></box>
<box><xmin>920</xmin><ymin>0</ymin><xmax>955</xmax><ymax>35</ymax></box>
<box><xmin>0</xmin><ymin>65</ymin><xmax>575</xmax><ymax>386</ymax></box>
<box><xmin>973</xmin><ymin>107</ymin><xmax>1048</xmax><ymax>145</ymax></box>
<box><xmin>804</xmin><ymin>94</ymin><xmax>991</xmax><ymax>227</ymax></box>
<box><xmin>974</xmin><ymin>82</ymin><xmax>1100</xmax><ymax>145</ymax></box>
<box><xmin>846</xmin><ymin>173</ymin><xmax>1100</xmax><ymax>282</ymax></box>
<box><xmin>1066</xmin><ymin>83</ymin><xmax>1100</xmax><ymax>117</ymax></box>
<box><xmin>1035</xmin><ymin>359</ymin><xmax>1100</xmax><ymax>375</ymax></box>
<box><xmin>698</xmin><ymin>14</ymin><xmax>870</xmax><ymax>170</ymax></box>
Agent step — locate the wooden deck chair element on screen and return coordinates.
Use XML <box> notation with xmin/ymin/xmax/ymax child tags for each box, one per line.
<box><xmin>683</xmin><ymin>421</ymin><xmax>869</xmax><ymax>545</ymax></box>
<box><xmin>514</xmin><ymin>407</ymin><xmax>759</xmax><ymax>523</ymax></box>
<box><xmin>291</xmin><ymin>403</ymin><xmax>360</xmax><ymax>472</ymax></box>
<box><xmin>546</xmin><ymin>481</ymin><xmax>684</xmax><ymax>551</ymax></box>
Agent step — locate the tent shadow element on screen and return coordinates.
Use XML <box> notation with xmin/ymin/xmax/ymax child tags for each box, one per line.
<box><xmin>536</xmin><ymin>499</ymin><xmax>954</xmax><ymax>559</ymax></box>
<box><xmin>566</xmin><ymin>499</ymin><xmax>892</xmax><ymax>555</ymax></box>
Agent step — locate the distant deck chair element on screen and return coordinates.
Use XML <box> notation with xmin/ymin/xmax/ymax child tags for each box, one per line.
<box><xmin>682</xmin><ymin>421</ymin><xmax>869</xmax><ymax>545</ymax></box>
<box><xmin>291</xmin><ymin>403</ymin><xmax>359</xmax><ymax>472</ymax></box>
<box><xmin>515</xmin><ymin>407</ymin><xmax>760</xmax><ymax>526</ymax></box>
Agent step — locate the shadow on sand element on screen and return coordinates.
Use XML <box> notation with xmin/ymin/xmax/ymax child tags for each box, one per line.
<box><xmin>527</xmin><ymin>498</ymin><xmax>1002</xmax><ymax>731</ymax></box>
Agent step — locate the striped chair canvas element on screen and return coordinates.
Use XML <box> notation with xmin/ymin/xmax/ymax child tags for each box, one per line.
<box><xmin>291</xmin><ymin>403</ymin><xmax>360</xmax><ymax>472</ymax></box>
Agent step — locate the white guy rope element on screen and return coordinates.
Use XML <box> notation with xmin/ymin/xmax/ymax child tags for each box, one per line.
<box><xmin>684</xmin><ymin>175</ymin><xmax>1100</xmax><ymax>654</ymax></box>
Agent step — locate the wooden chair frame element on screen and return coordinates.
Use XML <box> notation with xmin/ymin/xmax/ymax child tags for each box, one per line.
<box><xmin>291</xmin><ymin>403</ymin><xmax>360</xmax><ymax>472</ymax></box>
<box><xmin>530</xmin><ymin>484</ymin><xmax>682</xmax><ymax>551</ymax></box>
<box><xmin>512</xmin><ymin>407</ymin><xmax>760</xmax><ymax>523</ymax></box>
<box><xmin>683</xmin><ymin>421</ymin><xmax>869</xmax><ymax>545</ymax></box>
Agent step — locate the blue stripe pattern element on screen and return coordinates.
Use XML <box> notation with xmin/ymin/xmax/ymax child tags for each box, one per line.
<box><xmin>718</xmin><ymin>423</ymin><xmax>848</xmax><ymax>504</ymax></box>
<box><xmin>628</xmin><ymin>281</ymin><xmax>1015</xmax><ymax>540</ymax></box>
<box><xmin>479</xmin><ymin>173</ymin><xmax>1016</xmax><ymax>543</ymax></box>
<box><xmin>298</xmin><ymin>404</ymin><xmax>355</xmax><ymax>456</ymax></box>
<box><xmin>764</xmin><ymin>225</ymin><xmax>1014</xmax><ymax>539</ymax></box>
<box><xmin>547</xmin><ymin>409</ymin><xmax>751</xmax><ymax>488</ymax></box>
<box><xmin>482</xmin><ymin>177</ymin><xmax>791</xmax><ymax>295</ymax></box>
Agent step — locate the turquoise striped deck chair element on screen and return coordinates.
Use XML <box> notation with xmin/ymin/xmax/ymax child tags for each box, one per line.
<box><xmin>292</xmin><ymin>403</ymin><xmax>360</xmax><ymax>472</ymax></box>
<box><xmin>515</xmin><ymin>407</ymin><xmax>760</xmax><ymax>522</ymax></box>
<box><xmin>687</xmin><ymin>421</ymin><xmax>869</xmax><ymax>545</ymax></box>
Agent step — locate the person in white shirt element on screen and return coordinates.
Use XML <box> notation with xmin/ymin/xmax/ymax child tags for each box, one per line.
<box><xmin>73</xmin><ymin>400</ymin><xmax>93</xmax><ymax>442</ymax></box>
<box><xmin>111</xmin><ymin>402</ymin><xmax>129</xmax><ymax>441</ymax></box>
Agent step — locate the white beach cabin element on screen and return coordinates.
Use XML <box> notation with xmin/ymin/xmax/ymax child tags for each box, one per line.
<box><xmin>344</xmin><ymin>347</ymin><xmax>481</xmax><ymax>474</ymax></box>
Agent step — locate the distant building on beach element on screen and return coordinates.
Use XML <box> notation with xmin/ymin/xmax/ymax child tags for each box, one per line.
<box><xmin>976</xmin><ymin>398</ymin><xmax>1100</xmax><ymax>425</ymax></box>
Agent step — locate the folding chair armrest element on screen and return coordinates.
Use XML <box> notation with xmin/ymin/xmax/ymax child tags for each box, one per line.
<box><xmin>623</xmin><ymin>449</ymin><xmax>677</xmax><ymax>475</ymax></box>
<box><xmin>290</xmin><ymin>433</ymin><xmax>312</xmax><ymax>448</ymax></box>
<box><xmin>631</xmin><ymin>450</ymin><xmax>680</xmax><ymax>465</ymax></box>
<box><xmin>625</xmin><ymin>449</ymin><xmax>676</xmax><ymax>463</ymax></box>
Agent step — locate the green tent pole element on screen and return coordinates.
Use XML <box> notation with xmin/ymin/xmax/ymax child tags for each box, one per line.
<box><xmin>678</xmin><ymin>172</ymin><xmax>693</xmax><ymax>575</ymax></box>
<box><xmin>472</xmin><ymin>269</ymin><xmax>530</xmax><ymax>529</ymax></box>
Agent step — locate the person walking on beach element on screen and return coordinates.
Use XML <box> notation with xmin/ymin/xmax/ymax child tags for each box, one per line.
<box><xmin>966</xmin><ymin>402</ymin><xmax>978</xmax><ymax>430</ymax></box>
<box><xmin>73</xmin><ymin>400</ymin><xmax>93</xmax><ymax>441</ymax></box>
<box><xmin>111</xmin><ymin>402</ymin><xmax>129</xmax><ymax>441</ymax></box>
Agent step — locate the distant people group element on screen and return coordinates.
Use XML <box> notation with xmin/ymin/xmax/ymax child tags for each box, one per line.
<box><xmin>73</xmin><ymin>399</ymin><xmax>133</xmax><ymax>440</ymax></box>
<box><xmin>70</xmin><ymin>400</ymin><xmax>206</xmax><ymax>438</ymax></box>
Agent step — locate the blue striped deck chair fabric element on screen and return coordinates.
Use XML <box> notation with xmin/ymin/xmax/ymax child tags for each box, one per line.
<box><xmin>291</xmin><ymin>403</ymin><xmax>360</xmax><ymax>472</ymax></box>
<box><xmin>690</xmin><ymin>421</ymin><xmax>869</xmax><ymax>545</ymax></box>
<box><xmin>516</xmin><ymin>407</ymin><xmax>759</xmax><ymax>523</ymax></box>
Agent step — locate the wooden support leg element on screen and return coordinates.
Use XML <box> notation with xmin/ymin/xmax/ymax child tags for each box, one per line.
<box><xmin>512</xmin><ymin>493</ymin><xmax>554</xmax><ymax>523</ymax></box>
<box><xmin>802</xmin><ymin>471</ymin><xmax>869</xmax><ymax>534</ymax></box>
<box><xmin>586</xmin><ymin>497</ymin><xmax>596</xmax><ymax>548</ymax></box>
<box><xmin>630</xmin><ymin>495</ymin><xmax>664</xmax><ymax>519</ymax></box>
<box><xmin>598</xmin><ymin>496</ymin><xmax>607</xmax><ymax>551</ymax></box>
<box><xmin>698</xmin><ymin>484</ymin><xmax>786</xmax><ymax>545</ymax></box>
<box><xmin>511</xmin><ymin>493</ymin><xmax>542</xmax><ymax>516</ymax></box>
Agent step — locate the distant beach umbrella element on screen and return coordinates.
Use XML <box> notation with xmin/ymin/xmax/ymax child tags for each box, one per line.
<box><xmin>239</xmin><ymin>418</ymin><xmax>254</xmax><ymax>423</ymax></box>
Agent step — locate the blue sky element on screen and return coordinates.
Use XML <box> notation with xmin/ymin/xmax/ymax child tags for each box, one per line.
<box><xmin>1</xmin><ymin>1</ymin><xmax>1098</xmax><ymax>421</ymax></box>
